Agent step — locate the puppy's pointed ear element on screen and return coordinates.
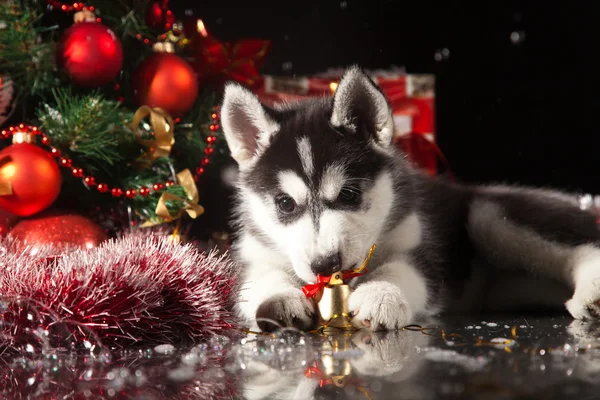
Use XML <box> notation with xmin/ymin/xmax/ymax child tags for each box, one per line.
<box><xmin>330</xmin><ymin>66</ymin><xmax>394</xmax><ymax>147</ymax></box>
<box><xmin>220</xmin><ymin>83</ymin><xmax>280</xmax><ymax>169</ymax></box>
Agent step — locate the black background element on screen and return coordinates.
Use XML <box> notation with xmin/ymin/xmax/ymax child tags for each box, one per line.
<box><xmin>174</xmin><ymin>0</ymin><xmax>600</xmax><ymax>194</ymax></box>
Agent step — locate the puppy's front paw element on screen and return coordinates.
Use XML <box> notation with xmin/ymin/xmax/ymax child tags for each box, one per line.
<box><xmin>348</xmin><ymin>282</ymin><xmax>412</xmax><ymax>331</ymax></box>
<box><xmin>255</xmin><ymin>291</ymin><xmax>316</xmax><ymax>332</ymax></box>
<box><xmin>566</xmin><ymin>277</ymin><xmax>600</xmax><ymax>319</ymax></box>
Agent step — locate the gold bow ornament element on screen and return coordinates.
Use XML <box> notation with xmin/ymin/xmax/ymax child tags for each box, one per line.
<box><xmin>141</xmin><ymin>169</ymin><xmax>204</xmax><ymax>227</ymax></box>
<box><xmin>131</xmin><ymin>105</ymin><xmax>175</xmax><ymax>164</ymax></box>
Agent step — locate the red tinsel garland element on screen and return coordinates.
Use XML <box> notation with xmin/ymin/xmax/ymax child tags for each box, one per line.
<box><xmin>0</xmin><ymin>231</ymin><xmax>239</xmax><ymax>353</ymax></box>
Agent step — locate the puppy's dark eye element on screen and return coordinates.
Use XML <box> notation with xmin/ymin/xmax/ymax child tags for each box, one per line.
<box><xmin>276</xmin><ymin>194</ymin><xmax>297</xmax><ymax>213</ymax></box>
<box><xmin>337</xmin><ymin>186</ymin><xmax>361</xmax><ymax>204</ymax></box>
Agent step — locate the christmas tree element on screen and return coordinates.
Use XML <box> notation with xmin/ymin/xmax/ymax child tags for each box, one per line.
<box><xmin>0</xmin><ymin>0</ymin><xmax>271</xmax><ymax>243</ymax></box>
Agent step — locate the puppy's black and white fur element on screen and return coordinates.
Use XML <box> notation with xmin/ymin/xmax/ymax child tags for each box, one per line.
<box><xmin>220</xmin><ymin>66</ymin><xmax>600</xmax><ymax>332</ymax></box>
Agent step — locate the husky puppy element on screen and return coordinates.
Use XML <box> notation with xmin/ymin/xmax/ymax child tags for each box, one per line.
<box><xmin>220</xmin><ymin>66</ymin><xmax>600</xmax><ymax>332</ymax></box>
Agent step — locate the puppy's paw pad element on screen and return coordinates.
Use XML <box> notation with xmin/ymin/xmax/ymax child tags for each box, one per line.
<box><xmin>255</xmin><ymin>292</ymin><xmax>315</xmax><ymax>332</ymax></box>
<box><xmin>349</xmin><ymin>282</ymin><xmax>412</xmax><ymax>331</ymax></box>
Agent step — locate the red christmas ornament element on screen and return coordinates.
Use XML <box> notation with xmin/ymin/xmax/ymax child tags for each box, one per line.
<box><xmin>9</xmin><ymin>210</ymin><xmax>108</xmax><ymax>249</ymax></box>
<box><xmin>133</xmin><ymin>50</ymin><xmax>199</xmax><ymax>116</ymax></box>
<box><xmin>0</xmin><ymin>143</ymin><xmax>62</xmax><ymax>217</ymax></box>
<box><xmin>56</xmin><ymin>21</ymin><xmax>124</xmax><ymax>87</ymax></box>
<box><xmin>145</xmin><ymin>0</ymin><xmax>175</xmax><ymax>32</ymax></box>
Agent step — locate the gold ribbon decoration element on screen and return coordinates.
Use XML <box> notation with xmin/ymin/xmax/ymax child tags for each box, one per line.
<box><xmin>0</xmin><ymin>156</ymin><xmax>13</xmax><ymax>196</ymax></box>
<box><xmin>141</xmin><ymin>169</ymin><xmax>204</xmax><ymax>227</ymax></box>
<box><xmin>131</xmin><ymin>105</ymin><xmax>175</xmax><ymax>162</ymax></box>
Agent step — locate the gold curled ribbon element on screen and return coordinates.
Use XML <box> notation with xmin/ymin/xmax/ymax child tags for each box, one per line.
<box><xmin>0</xmin><ymin>156</ymin><xmax>13</xmax><ymax>196</ymax></box>
<box><xmin>131</xmin><ymin>105</ymin><xmax>175</xmax><ymax>162</ymax></box>
<box><xmin>353</xmin><ymin>244</ymin><xmax>376</xmax><ymax>274</ymax></box>
<box><xmin>141</xmin><ymin>169</ymin><xmax>204</xmax><ymax>227</ymax></box>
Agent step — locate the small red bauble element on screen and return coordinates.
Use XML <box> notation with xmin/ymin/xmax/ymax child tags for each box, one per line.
<box><xmin>0</xmin><ymin>143</ymin><xmax>62</xmax><ymax>217</ymax></box>
<box><xmin>9</xmin><ymin>210</ymin><xmax>109</xmax><ymax>249</ymax></box>
<box><xmin>132</xmin><ymin>52</ymin><xmax>199</xmax><ymax>116</ymax></box>
<box><xmin>56</xmin><ymin>22</ymin><xmax>124</xmax><ymax>88</ymax></box>
<box><xmin>145</xmin><ymin>0</ymin><xmax>175</xmax><ymax>31</ymax></box>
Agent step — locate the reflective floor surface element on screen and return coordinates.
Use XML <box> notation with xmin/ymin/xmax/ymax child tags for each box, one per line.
<box><xmin>3</xmin><ymin>313</ymin><xmax>600</xmax><ymax>399</ymax></box>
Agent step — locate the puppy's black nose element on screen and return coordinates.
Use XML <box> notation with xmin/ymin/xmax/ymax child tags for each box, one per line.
<box><xmin>311</xmin><ymin>253</ymin><xmax>341</xmax><ymax>276</ymax></box>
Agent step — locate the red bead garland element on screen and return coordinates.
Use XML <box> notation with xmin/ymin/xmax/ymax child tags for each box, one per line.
<box><xmin>192</xmin><ymin>110</ymin><xmax>219</xmax><ymax>181</ymax></box>
<box><xmin>0</xmin><ymin>116</ymin><xmax>218</xmax><ymax>199</ymax></box>
<box><xmin>46</xmin><ymin>1</ymin><xmax>101</xmax><ymax>22</ymax></box>
<box><xmin>47</xmin><ymin>1</ymin><xmax>89</xmax><ymax>12</ymax></box>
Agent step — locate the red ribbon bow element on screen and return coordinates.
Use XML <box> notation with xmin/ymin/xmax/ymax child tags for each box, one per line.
<box><xmin>302</xmin><ymin>269</ymin><xmax>367</xmax><ymax>298</ymax></box>
<box><xmin>302</xmin><ymin>244</ymin><xmax>377</xmax><ymax>299</ymax></box>
<box><xmin>304</xmin><ymin>363</ymin><xmax>333</xmax><ymax>387</ymax></box>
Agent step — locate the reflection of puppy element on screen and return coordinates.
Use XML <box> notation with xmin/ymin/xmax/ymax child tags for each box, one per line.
<box><xmin>566</xmin><ymin>319</ymin><xmax>600</xmax><ymax>380</ymax></box>
<box><xmin>567</xmin><ymin>318</ymin><xmax>600</xmax><ymax>347</ymax></box>
<box><xmin>240</xmin><ymin>327</ymin><xmax>433</xmax><ymax>400</ymax></box>
<box><xmin>350</xmin><ymin>329</ymin><xmax>431</xmax><ymax>381</ymax></box>
<box><xmin>241</xmin><ymin>363</ymin><xmax>317</xmax><ymax>400</ymax></box>
<box><xmin>240</xmin><ymin>340</ymin><xmax>317</xmax><ymax>400</ymax></box>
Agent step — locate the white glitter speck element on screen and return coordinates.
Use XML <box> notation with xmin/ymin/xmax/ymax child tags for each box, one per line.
<box><xmin>154</xmin><ymin>344</ymin><xmax>175</xmax><ymax>354</ymax></box>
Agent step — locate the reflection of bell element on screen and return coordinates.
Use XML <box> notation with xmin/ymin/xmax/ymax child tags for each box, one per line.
<box><xmin>316</xmin><ymin>272</ymin><xmax>355</xmax><ymax>333</ymax></box>
<box><xmin>317</xmin><ymin>335</ymin><xmax>354</xmax><ymax>387</ymax></box>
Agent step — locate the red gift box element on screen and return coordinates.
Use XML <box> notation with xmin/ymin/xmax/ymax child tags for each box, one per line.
<box><xmin>253</xmin><ymin>68</ymin><xmax>438</xmax><ymax>175</ymax></box>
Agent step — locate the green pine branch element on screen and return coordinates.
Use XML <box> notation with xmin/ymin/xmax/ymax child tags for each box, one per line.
<box><xmin>36</xmin><ymin>88</ymin><xmax>137</xmax><ymax>176</ymax></box>
<box><xmin>0</xmin><ymin>1</ymin><xmax>60</xmax><ymax>96</ymax></box>
<box><xmin>91</xmin><ymin>0</ymin><xmax>154</xmax><ymax>41</ymax></box>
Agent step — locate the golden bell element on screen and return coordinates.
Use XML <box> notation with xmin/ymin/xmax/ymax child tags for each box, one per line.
<box><xmin>316</xmin><ymin>272</ymin><xmax>355</xmax><ymax>332</ymax></box>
